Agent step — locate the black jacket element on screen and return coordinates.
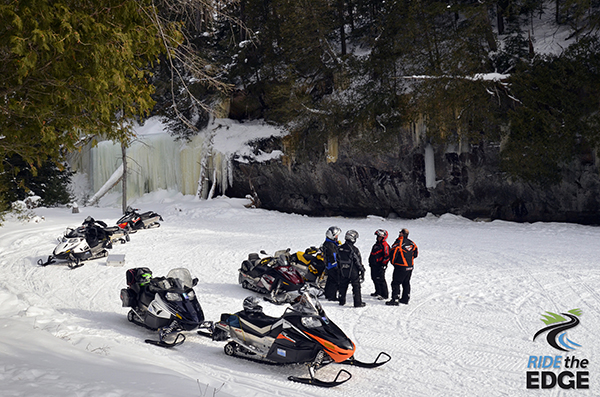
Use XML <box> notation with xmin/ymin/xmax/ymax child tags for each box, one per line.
<box><xmin>338</xmin><ymin>241</ymin><xmax>365</xmax><ymax>279</ymax></box>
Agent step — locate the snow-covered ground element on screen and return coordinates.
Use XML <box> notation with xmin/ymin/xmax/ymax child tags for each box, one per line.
<box><xmin>1</xmin><ymin>190</ymin><xmax>598</xmax><ymax>396</ymax></box>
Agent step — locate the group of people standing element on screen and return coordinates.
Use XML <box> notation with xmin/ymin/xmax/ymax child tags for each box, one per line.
<box><xmin>321</xmin><ymin>226</ymin><xmax>419</xmax><ymax>307</ymax></box>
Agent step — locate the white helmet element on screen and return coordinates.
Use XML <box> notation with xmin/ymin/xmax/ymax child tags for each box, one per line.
<box><xmin>243</xmin><ymin>296</ymin><xmax>263</xmax><ymax>314</ymax></box>
<box><xmin>326</xmin><ymin>226</ymin><xmax>341</xmax><ymax>240</ymax></box>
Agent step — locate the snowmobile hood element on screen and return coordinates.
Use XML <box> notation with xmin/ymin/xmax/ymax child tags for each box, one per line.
<box><xmin>304</xmin><ymin>330</ymin><xmax>356</xmax><ymax>362</ymax></box>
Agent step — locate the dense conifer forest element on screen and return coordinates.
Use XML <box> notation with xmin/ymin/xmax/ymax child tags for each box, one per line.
<box><xmin>2</xmin><ymin>0</ymin><xmax>600</xmax><ymax>215</ymax></box>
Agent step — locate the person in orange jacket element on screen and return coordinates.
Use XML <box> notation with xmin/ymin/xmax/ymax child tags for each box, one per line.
<box><xmin>386</xmin><ymin>228</ymin><xmax>418</xmax><ymax>306</ymax></box>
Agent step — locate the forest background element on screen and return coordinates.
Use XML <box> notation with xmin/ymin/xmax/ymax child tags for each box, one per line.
<box><xmin>2</xmin><ymin>0</ymin><xmax>600</xmax><ymax>218</ymax></box>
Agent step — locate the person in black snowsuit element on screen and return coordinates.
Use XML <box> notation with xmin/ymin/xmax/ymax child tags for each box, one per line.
<box><xmin>369</xmin><ymin>229</ymin><xmax>390</xmax><ymax>300</ymax></box>
<box><xmin>337</xmin><ymin>230</ymin><xmax>366</xmax><ymax>307</ymax></box>
<box><xmin>386</xmin><ymin>228</ymin><xmax>418</xmax><ymax>306</ymax></box>
<box><xmin>322</xmin><ymin>226</ymin><xmax>341</xmax><ymax>301</ymax></box>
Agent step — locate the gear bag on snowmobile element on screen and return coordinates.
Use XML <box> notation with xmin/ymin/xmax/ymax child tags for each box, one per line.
<box><xmin>121</xmin><ymin>267</ymin><xmax>152</xmax><ymax>307</ymax></box>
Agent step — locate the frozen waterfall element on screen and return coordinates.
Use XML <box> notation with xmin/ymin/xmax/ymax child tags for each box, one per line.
<box><xmin>69</xmin><ymin>118</ymin><xmax>287</xmax><ymax>204</ymax></box>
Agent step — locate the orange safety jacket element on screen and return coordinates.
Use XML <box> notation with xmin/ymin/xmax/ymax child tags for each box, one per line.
<box><xmin>390</xmin><ymin>236</ymin><xmax>418</xmax><ymax>269</ymax></box>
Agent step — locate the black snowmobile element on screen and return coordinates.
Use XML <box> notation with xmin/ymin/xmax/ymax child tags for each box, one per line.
<box><xmin>209</xmin><ymin>292</ymin><xmax>390</xmax><ymax>387</ymax></box>
<box><xmin>38</xmin><ymin>216</ymin><xmax>129</xmax><ymax>268</ymax></box>
<box><xmin>120</xmin><ymin>267</ymin><xmax>212</xmax><ymax>348</ymax></box>
<box><xmin>116</xmin><ymin>206</ymin><xmax>163</xmax><ymax>232</ymax></box>
<box><xmin>239</xmin><ymin>250</ymin><xmax>305</xmax><ymax>304</ymax></box>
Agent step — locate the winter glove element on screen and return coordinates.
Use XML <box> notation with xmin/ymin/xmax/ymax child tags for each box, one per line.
<box><xmin>359</xmin><ymin>273</ymin><xmax>365</xmax><ymax>283</ymax></box>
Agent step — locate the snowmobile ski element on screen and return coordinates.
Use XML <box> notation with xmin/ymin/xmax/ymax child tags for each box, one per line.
<box><xmin>341</xmin><ymin>352</ymin><xmax>391</xmax><ymax>368</ymax></box>
<box><xmin>68</xmin><ymin>260</ymin><xmax>85</xmax><ymax>269</ymax></box>
<box><xmin>288</xmin><ymin>368</ymin><xmax>352</xmax><ymax>388</ymax></box>
<box><xmin>196</xmin><ymin>321</ymin><xmax>220</xmax><ymax>339</ymax></box>
<box><xmin>144</xmin><ymin>333</ymin><xmax>186</xmax><ymax>348</ymax></box>
<box><xmin>37</xmin><ymin>256</ymin><xmax>55</xmax><ymax>266</ymax></box>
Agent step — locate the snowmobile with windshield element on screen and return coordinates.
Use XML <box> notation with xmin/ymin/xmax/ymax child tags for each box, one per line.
<box><xmin>116</xmin><ymin>206</ymin><xmax>163</xmax><ymax>232</ymax></box>
<box><xmin>120</xmin><ymin>267</ymin><xmax>212</xmax><ymax>348</ymax></box>
<box><xmin>238</xmin><ymin>250</ymin><xmax>305</xmax><ymax>304</ymax></box>
<box><xmin>209</xmin><ymin>292</ymin><xmax>390</xmax><ymax>387</ymax></box>
<box><xmin>37</xmin><ymin>216</ymin><xmax>129</xmax><ymax>268</ymax></box>
<box><xmin>288</xmin><ymin>246</ymin><xmax>327</xmax><ymax>290</ymax></box>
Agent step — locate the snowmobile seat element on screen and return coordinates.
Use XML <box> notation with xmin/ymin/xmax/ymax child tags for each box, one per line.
<box><xmin>138</xmin><ymin>287</ymin><xmax>155</xmax><ymax>307</ymax></box>
<box><xmin>247</xmin><ymin>264</ymin><xmax>269</xmax><ymax>278</ymax></box>
<box><xmin>237</xmin><ymin>311</ymin><xmax>280</xmax><ymax>332</ymax></box>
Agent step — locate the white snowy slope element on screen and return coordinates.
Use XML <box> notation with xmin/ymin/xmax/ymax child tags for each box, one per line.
<box><xmin>0</xmin><ymin>191</ymin><xmax>599</xmax><ymax>396</ymax></box>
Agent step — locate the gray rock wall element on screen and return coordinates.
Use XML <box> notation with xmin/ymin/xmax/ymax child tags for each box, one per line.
<box><xmin>227</xmin><ymin>135</ymin><xmax>600</xmax><ymax>224</ymax></box>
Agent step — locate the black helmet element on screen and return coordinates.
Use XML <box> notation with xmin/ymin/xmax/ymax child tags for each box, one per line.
<box><xmin>326</xmin><ymin>226</ymin><xmax>341</xmax><ymax>240</ymax></box>
<box><xmin>375</xmin><ymin>229</ymin><xmax>388</xmax><ymax>240</ymax></box>
<box><xmin>243</xmin><ymin>296</ymin><xmax>263</xmax><ymax>314</ymax></box>
<box><xmin>345</xmin><ymin>230</ymin><xmax>359</xmax><ymax>243</ymax></box>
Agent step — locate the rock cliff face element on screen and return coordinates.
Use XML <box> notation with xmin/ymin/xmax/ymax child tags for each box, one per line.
<box><xmin>227</xmin><ymin>134</ymin><xmax>600</xmax><ymax>224</ymax></box>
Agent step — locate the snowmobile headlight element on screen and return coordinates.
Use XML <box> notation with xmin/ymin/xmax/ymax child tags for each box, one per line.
<box><xmin>301</xmin><ymin>316</ymin><xmax>322</xmax><ymax>329</ymax></box>
<box><xmin>165</xmin><ymin>292</ymin><xmax>182</xmax><ymax>301</ymax></box>
<box><xmin>184</xmin><ymin>290</ymin><xmax>195</xmax><ymax>300</ymax></box>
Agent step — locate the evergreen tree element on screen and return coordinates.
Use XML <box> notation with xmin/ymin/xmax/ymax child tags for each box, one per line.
<box><xmin>0</xmin><ymin>0</ymin><xmax>178</xmax><ymax>209</ymax></box>
<box><xmin>502</xmin><ymin>37</ymin><xmax>600</xmax><ymax>183</ymax></box>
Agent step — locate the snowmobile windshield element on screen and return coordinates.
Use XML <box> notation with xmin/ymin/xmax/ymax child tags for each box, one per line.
<box><xmin>275</xmin><ymin>254</ymin><xmax>288</xmax><ymax>267</ymax></box>
<box><xmin>166</xmin><ymin>268</ymin><xmax>194</xmax><ymax>289</ymax></box>
<box><xmin>290</xmin><ymin>292</ymin><xmax>324</xmax><ymax>316</ymax></box>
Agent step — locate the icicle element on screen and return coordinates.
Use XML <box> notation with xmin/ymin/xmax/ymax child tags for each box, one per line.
<box><xmin>425</xmin><ymin>144</ymin><xmax>437</xmax><ymax>189</ymax></box>
<box><xmin>207</xmin><ymin>169</ymin><xmax>217</xmax><ymax>199</ymax></box>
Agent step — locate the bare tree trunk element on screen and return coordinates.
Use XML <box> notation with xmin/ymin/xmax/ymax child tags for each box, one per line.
<box><xmin>121</xmin><ymin>142</ymin><xmax>127</xmax><ymax>214</ymax></box>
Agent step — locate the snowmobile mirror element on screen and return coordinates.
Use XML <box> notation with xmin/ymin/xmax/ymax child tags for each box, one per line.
<box><xmin>193</xmin><ymin>278</ymin><xmax>198</xmax><ymax>287</ymax></box>
<box><xmin>260</xmin><ymin>250</ymin><xmax>267</xmax><ymax>255</ymax></box>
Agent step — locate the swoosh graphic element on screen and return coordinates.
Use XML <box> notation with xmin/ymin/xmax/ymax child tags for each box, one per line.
<box><xmin>533</xmin><ymin>313</ymin><xmax>580</xmax><ymax>352</ymax></box>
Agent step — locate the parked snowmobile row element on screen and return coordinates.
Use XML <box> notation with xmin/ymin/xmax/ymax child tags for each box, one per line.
<box><xmin>38</xmin><ymin>208</ymin><xmax>163</xmax><ymax>269</ymax></box>
<box><xmin>37</xmin><ymin>216</ymin><xmax>130</xmax><ymax>268</ymax></box>
<box><xmin>238</xmin><ymin>247</ymin><xmax>327</xmax><ymax>303</ymax></box>
<box><xmin>120</xmin><ymin>265</ymin><xmax>390</xmax><ymax>388</ymax></box>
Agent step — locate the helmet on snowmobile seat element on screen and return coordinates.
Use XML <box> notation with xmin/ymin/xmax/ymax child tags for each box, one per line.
<box><xmin>243</xmin><ymin>296</ymin><xmax>263</xmax><ymax>314</ymax></box>
<box><xmin>375</xmin><ymin>229</ymin><xmax>388</xmax><ymax>240</ymax></box>
<box><xmin>326</xmin><ymin>226</ymin><xmax>341</xmax><ymax>240</ymax></box>
<box><xmin>345</xmin><ymin>230</ymin><xmax>359</xmax><ymax>243</ymax></box>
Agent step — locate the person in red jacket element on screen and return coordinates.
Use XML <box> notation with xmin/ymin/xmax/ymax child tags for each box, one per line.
<box><xmin>386</xmin><ymin>228</ymin><xmax>418</xmax><ymax>306</ymax></box>
<box><xmin>368</xmin><ymin>229</ymin><xmax>390</xmax><ymax>300</ymax></box>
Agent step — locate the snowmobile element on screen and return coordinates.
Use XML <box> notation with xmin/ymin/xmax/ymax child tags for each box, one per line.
<box><xmin>238</xmin><ymin>250</ymin><xmax>305</xmax><ymax>304</ymax></box>
<box><xmin>209</xmin><ymin>292</ymin><xmax>391</xmax><ymax>387</ymax></box>
<box><xmin>288</xmin><ymin>246</ymin><xmax>327</xmax><ymax>289</ymax></box>
<box><xmin>116</xmin><ymin>206</ymin><xmax>163</xmax><ymax>232</ymax></box>
<box><xmin>120</xmin><ymin>267</ymin><xmax>212</xmax><ymax>348</ymax></box>
<box><xmin>37</xmin><ymin>216</ymin><xmax>128</xmax><ymax>268</ymax></box>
